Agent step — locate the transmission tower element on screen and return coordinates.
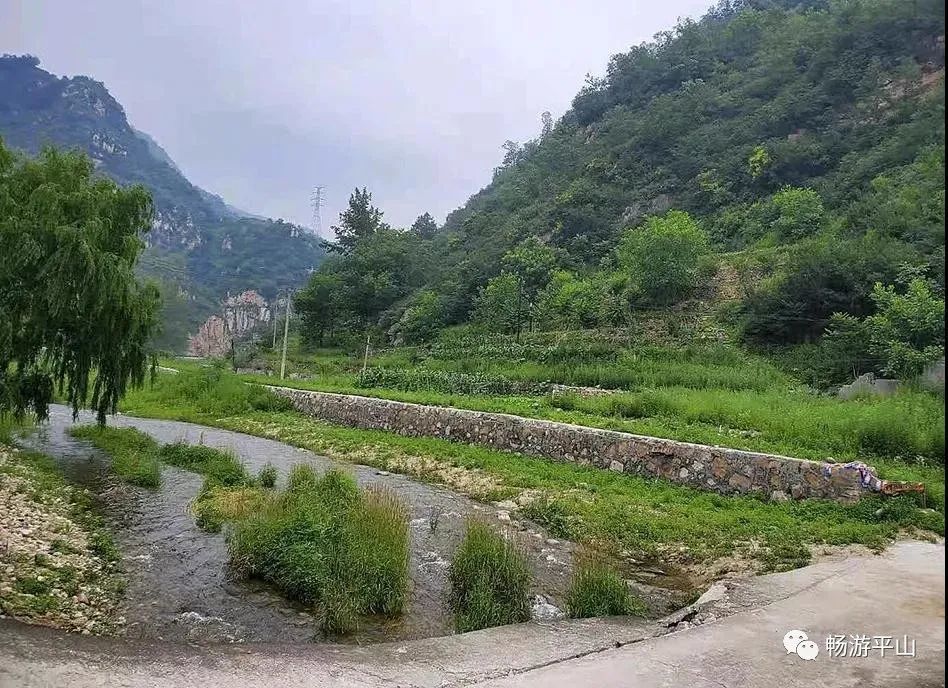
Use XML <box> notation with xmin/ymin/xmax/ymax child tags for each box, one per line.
<box><xmin>310</xmin><ymin>186</ymin><xmax>326</xmax><ymax>237</ymax></box>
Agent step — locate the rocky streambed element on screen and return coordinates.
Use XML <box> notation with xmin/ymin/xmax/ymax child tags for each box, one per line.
<box><xmin>16</xmin><ymin>405</ymin><xmax>691</xmax><ymax>644</ymax></box>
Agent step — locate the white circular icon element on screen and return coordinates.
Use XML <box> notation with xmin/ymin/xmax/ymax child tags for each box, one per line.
<box><xmin>783</xmin><ymin>630</ymin><xmax>808</xmax><ymax>654</ymax></box>
<box><xmin>796</xmin><ymin>640</ymin><xmax>820</xmax><ymax>661</ymax></box>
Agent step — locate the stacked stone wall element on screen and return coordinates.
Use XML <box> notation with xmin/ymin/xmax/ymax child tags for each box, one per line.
<box><xmin>269</xmin><ymin>386</ymin><xmax>874</xmax><ymax>502</ymax></box>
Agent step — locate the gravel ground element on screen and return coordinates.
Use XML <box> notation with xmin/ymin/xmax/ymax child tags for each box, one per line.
<box><xmin>0</xmin><ymin>444</ymin><xmax>123</xmax><ymax>635</ymax></box>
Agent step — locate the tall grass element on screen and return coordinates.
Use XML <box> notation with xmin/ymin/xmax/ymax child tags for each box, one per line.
<box><xmin>227</xmin><ymin>467</ymin><xmax>410</xmax><ymax>635</ymax></box>
<box><xmin>358</xmin><ymin>367</ymin><xmax>542</xmax><ymax>395</ymax></box>
<box><xmin>448</xmin><ymin>521</ymin><xmax>531</xmax><ymax>632</ymax></box>
<box><xmin>151</xmin><ymin>363</ymin><xmax>294</xmax><ymax>416</ymax></box>
<box><xmin>426</xmin><ymin>341</ymin><xmax>790</xmax><ymax>392</ymax></box>
<box><xmin>158</xmin><ymin>442</ymin><xmax>250</xmax><ymax>488</ymax></box>
<box><xmin>69</xmin><ymin>425</ymin><xmax>162</xmax><ymax>488</ymax></box>
<box><xmin>565</xmin><ymin>561</ymin><xmax>644</xmax><ymax>618</ymax></box>
<box><xmin>551</xmin><ymin>386</ymin><xmax>944</xmax><ymax>463</ymax></box>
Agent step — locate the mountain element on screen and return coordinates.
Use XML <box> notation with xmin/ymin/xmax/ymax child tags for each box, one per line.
<box><xmin>0</xmin><ymin>54</ymin><xmax>325</xmax><ymax>350</ymax></box>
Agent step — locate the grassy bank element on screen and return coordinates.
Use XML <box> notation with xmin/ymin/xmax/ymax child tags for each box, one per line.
<box><xmin>69</xmin><ymin>426</ymin><xmax>162</xmax><ymax>488</ymax></box>
<box><xmin>159</xmin><ymin>358</ymin><xmax>945</xmax><ymax>506</ymax></box>
<box><xmin>0</xmin><ymin>442</ymin><xmax>124</xmax><ymax>634</ymax></box>
<box><xmin>183</xmin><ymin>337</ymin><xmax>945</xmax><ymax>470</ymax></box>
<box><xmin>118</xmin><ymin>367</ymin><xmax>945</xmax><ymax>578</ymax></box>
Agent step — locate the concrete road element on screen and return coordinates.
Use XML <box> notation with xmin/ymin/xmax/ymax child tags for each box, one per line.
<box><xmin>482</xmin><ymin>540</ymin><xmax>946</xmax><ymax>688</ymax></box>
<box><xmin>1</xmin><ymin>541</ymin><xmax>943</xmax><ymax>688</ymax></box>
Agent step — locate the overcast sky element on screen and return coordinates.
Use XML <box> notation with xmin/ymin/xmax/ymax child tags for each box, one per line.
<box><xmin>3</xmin><ymin>0</ymin><xmax>711</xmax><ymax>234</ymax></box>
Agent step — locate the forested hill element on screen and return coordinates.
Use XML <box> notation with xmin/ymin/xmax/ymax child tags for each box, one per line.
<box><xmin>435</xmin><ymin>0</ymin><xmax>944</xmax><ymax>303</ymax></box>
<box><xmin>297</xmin><ymin>0</ymin><xmax>944</xmax><ymax>381</ymax></box>
<box><xmin>0</xmin><ymin>55</ymin><xmax>325</xmax><ymax>350</ymax></box>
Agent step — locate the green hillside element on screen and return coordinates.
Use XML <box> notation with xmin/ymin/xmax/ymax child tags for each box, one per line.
<box><xmin>297</xmin><ymin>0</ymin><xmax>944</xmax><ymax>386</ymax></box>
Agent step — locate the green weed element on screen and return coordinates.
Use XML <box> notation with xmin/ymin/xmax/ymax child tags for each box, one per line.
<box><xmin>158</xmin><ymin>442</ymin><xmax>250</xmax><ymax>488</ymax></box>
<box><xmin>565</xmin><ymin>562</ymin><xmax>644</xmax><ymax>618</ymax></box>
<box><xmin>258</xmin><ymin>463</ymin><xmax>278</xmax><ymax>488</ymax></box>
<box><xmin>449</xmin><ymin>521</ymin><xmax>531</xmax><ymax>632</ymax></box>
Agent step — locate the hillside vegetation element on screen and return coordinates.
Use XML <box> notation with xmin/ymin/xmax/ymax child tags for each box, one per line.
<box><xmin>295</xmin><ymin>0</ymin><xmax>944</xmax><ymax>388</ymax></box>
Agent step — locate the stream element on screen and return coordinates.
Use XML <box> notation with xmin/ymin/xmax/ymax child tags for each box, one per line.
<box><xmin>18</xmin><ymin>404</ymin><xmax>690</xmax><ymax>644</ymax></box>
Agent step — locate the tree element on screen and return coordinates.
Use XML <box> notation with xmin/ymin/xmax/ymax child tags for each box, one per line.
<box><xmin>473</xmin><ymin>273</ymin><xmax>524</xmax><ymax>335</ymax></box>
<box><xmin>327</xmin><ymin>187</ymin><xmax>385</xmax><ymax>254</ymax></box>
<box><xmin>295</xmin><ymin>273</ymin><xmax>341</xmax><ymax>347</ymax></box>
<box><xmin>0</xmin><ymin>141</ymin><xmax>161</xmax><ymax>423</ymax></box>
<box><xmin>536</xmin><ymin>271</ymin><xmax>599</xmax><ymax>330</ymax></box>
<box><xmin>616</xmin><ymin>210</ymin><xmax>710</xmax><ymax>305</ymax></box>
<box><xmin>393</xmin><ymin>289</ymin><xmax>445</xmax><ymax>344</ymax></box>
<box><xmin>501</xmin><ymin>237</ymin><xmax>559</xmax><ymax>299</ymax></box>
<box><xmin>830</xmin><ymin>279</ymin><xmax>945</xmax><ymax>379</ymax></box>
<box><xmin>741</xmin><ymin>233</ymin><xmax>912</xmax><ymax>344</ymax></box>
<box><xmin>500</xmin><ymin>140</ymin><xmax>522</xmax><ymax>167</ymax></box>
<box><xmin>748</xmin><ymin>145</ymin><xmax>772</xmax><ymax>179</ymax></box>
<box><xmin>540</xmin><ymin>111</ymin><xmax>553</xmax><ymax>138</ymax></box>
<box><xmin>770</xmin><ymin>186</ymin><xmax>825</xmax><ymax>240</ymax></box>
<box><xmin>410</xmin><ymin>212</ymin><xmax>439</xmax><ymax>239</ymax></box>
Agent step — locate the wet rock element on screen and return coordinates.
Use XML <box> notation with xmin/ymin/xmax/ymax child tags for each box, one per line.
<box><xmin>531</xmin><ymin>595</ymin><xmax>565</xmax><ymax>621</ymax></box>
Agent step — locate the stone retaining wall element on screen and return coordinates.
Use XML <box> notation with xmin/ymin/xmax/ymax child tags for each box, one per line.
<box><xmin>269</xmin><ymin>386</ymin><xmax>876</xmax><ymax>502</ymax></box>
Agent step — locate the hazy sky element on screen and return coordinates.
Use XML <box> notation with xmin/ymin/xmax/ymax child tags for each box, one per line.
<box><xmin>3</xmin><ymin>0</ymin><xmax>711</xmax><ymax>234</ymax></box>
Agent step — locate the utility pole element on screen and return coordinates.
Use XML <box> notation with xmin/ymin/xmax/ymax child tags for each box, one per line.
<box><xmin>271</xmin><ymin>293</ymin><xmax>279</xmax><ymax>349</ymax></box>
<box><xmin>362</xmin><ymin>332</ymin><xmax>371</xmax><ymax>374</ymax></box>
<box><xmin>280</xmin><ymin>293</ymin><xmax>291</xmax><ymax>380</ymax></box>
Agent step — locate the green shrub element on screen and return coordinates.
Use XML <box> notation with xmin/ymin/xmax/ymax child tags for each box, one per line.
<box><xmin>69</xmin><ymin>426</ymin><xmax>161</xmax><ymax>488</ymax></box>
<box><xmin>565</xmin><ymin>562</ymin><xmax>643</xmax><ymax>618</ymax></box>
<box><xmin>248</xmin><ymin>385</ymin><xmax>295</xmax><ymax>412</ymax></box>
<box><xmin>228</xmin><ymin>468</ymin><xmax>409</xmax><ymax>635</ymax></box>
<box><xmin>286</xmin><ymin>463</ymin><xmax>319</xmax><ymax>493</ymax></box>
<box><xmin>521</xmin><ymin>496</ymin><xmax>574</xmax><ymax>539</ymax></box>
<box><xmin>258</xmin><ymin>463</ymin><xmax>278</xmax><ymax>488</ymax></box>
<box><xmin>449</xmin><ymin>521</ymin><xmax>531</xmax><ymax>632</ymax></box>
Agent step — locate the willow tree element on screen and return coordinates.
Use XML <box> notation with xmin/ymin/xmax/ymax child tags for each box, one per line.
<box><xmin>0</xmin><ymin>139</ymin><xmax>161</xmax><ymax>424</ymax></box>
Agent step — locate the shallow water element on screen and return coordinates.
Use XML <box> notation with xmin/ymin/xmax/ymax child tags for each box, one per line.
<box><xmin>19</xmin><ymin>405</ymin><xmax>691</xmax><ymax>644</ymax></box>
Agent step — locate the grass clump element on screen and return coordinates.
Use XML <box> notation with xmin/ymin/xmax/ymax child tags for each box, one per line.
<box><xmin>69</xmin><ymin>425</ymin><xmax>161</xmax><ymax>488</ymax></box>
<box><xmin>158</xmin><ymin>442</ymin><xmax>250</xmax><ymax>488</ymax></box>
<box><xmin>258</xmin><ymin>463</ymin><xmax>278</xmax><ymax>488</ymax></box>
<box><xmin>193</xmin><ymin>486</ymin><xmax>272</xmax><ymax>532</ymax></box>
<box><xmin>227</xmin><ymin>467</ymin><xmax>410</xmax><ymax>635</ymax></box>
<box><xmin>449</xmin><ymin>521</ymin><xmax>531</xmax><ymax>633</ymax></box>
<box><xmin>565</xmin><ymin>562</ymin><xmax>644</xmax><ymax>618</ymax></box>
